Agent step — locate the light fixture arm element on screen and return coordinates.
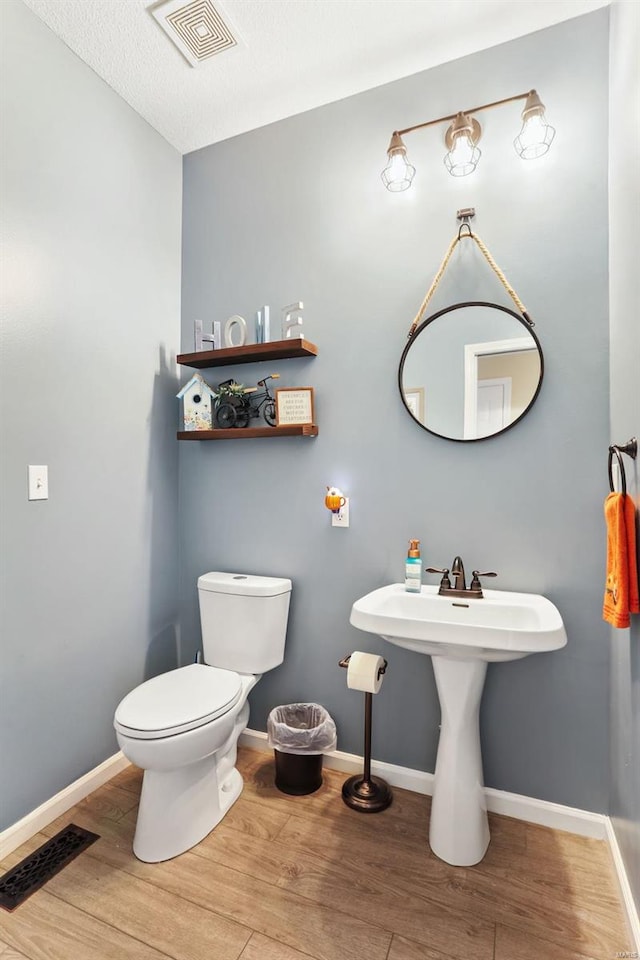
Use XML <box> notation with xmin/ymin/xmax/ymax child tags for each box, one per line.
<box><xmin>396</xmin><ymin>91</ymin><xmax>534</xmax><ymax>138</ymax></box>
<box><xmin>382</xmin><ymin>89</ymin><xmax>553</xmax><ymax>191</ymax></box>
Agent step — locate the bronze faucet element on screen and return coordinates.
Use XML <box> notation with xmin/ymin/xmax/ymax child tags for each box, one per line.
<box><xmin>451</xmin><ymin>556</ymin><xmax>466</xmax><ymax>592</ymax></box>
<box><xmin>426</xmin><ymin>557</ymin><xmax>497</xmax><ymax>599</ymax></box>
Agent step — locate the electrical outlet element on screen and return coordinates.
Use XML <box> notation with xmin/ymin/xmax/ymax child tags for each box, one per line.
<box><xmin>28</xmin><ymin>465</ymin><xmax>48</xmax><ymax>500</ymax></box>
<box><xmin>332</xmin><ymin>498</ymin><xmax>349</xmax><ymax>527</ymax></box>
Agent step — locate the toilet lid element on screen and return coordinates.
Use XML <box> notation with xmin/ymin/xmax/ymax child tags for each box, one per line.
<box><xmin>114</xmin><ymin>663</ymin><xmax>243</xmax><ymax>739</ymax></box>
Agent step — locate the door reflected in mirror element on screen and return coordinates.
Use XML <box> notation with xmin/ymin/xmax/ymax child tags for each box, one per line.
<box><xmin>398</xmin><ymin>302</ymin><xmax>543</xmax><ymax>442</ymax></box>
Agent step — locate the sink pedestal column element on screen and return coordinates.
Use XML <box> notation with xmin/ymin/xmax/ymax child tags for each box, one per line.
<box><xmin>429</xmin><ymin>656</ymin><xmax>489</xmax><ymax>866</ymax></box>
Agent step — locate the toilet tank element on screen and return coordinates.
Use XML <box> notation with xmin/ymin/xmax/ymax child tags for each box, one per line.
<box><xmin>197</xmin><ymin>572</ymin><xmax>292</xmax><ymax>674</ymax></box>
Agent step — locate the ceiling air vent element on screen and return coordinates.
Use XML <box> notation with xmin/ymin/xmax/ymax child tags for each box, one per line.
<box><xmin>151</xmin><ymin>0</ymin><xmax>237</xmax><ymax>67</ymax></box>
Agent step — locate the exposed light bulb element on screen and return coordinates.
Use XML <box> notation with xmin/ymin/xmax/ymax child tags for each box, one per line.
<box><xmin>514</xmin><ymin>90</ymin><xmax>556</xmax><ymax>159</ymax></box>
<box><xmin>381</xmin><ymin>132</ymin><xmax>416</xmax><ymax>192</ymax></box>
<box><xmin>444</xmin><ymin>133</ymin><xmax>481</xmax><ymax>177</ymax></box>
<box><xmin>443</xmin><ymin>113</ymin><xmax>482</xmax><ymax>178</ymax></box>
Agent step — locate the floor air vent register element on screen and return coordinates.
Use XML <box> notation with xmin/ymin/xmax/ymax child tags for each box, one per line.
<box><xmin>0</xmin><ymin>824</ymin><xmax>99</xmax><ymax>911</ymax></box>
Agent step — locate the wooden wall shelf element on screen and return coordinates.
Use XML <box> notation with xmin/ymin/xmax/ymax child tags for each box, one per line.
<box><xmin>178</xmin><ymin>424</ymin><xmax>318</xmax><ymax>441</ymax></box>
<box><xmin>177</xmin><ymin>338</ymin><xmax>318</xmax><ymax>369</ymax></box>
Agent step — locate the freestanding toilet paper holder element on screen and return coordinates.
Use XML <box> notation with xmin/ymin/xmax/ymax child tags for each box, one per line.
<box><xmin>339</xmin><ymin>654</ymin><xmax>393</xmax><ymax>813</ymax></box>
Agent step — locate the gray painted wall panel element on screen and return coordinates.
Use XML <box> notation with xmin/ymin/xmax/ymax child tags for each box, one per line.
<box><xmin>181</xmin><ymin>12</ymin><xmax>611</xmax><ymax>811</ymax></box>
<box><xmin>0</xmin><ymin>0</ymin><xmax>182</xmax><ymax>828</ymax></box>
<box><xmin>608</xmin><ymin>0</ymin><xmax>640</xmax><ymax>910</ymax></box>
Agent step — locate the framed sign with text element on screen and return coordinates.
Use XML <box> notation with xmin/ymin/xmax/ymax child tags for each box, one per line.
<box><xmin>275</xmin><ymin>387</ymin><xmax>315</xmax><ymax>426</ymax></box>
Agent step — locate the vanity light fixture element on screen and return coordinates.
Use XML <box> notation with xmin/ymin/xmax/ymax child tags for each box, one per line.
<box><xmin>381</xmin><ymin>132</ymin><xmax>416</xmax><ymax>192</ymax></box>
<box><xmin>513</xmin><ymin>90</ymin><xmax>556</xmax><ymax>159</ymax></box>
<box><xmin>443</xmin><ymin>112</ymin><xmax>482</xmax><ymax>177</ymax></box>
<box><xmin>382</xmin><ymin>89</ymin><xmax>555</xmax><ymax>191</ymax></box>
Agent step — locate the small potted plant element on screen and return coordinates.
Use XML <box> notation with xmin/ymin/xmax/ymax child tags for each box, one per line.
<box><xmin>214</xmin><ymin>379</ymin><xmax>249</xmax><ymax>429</ymax></box>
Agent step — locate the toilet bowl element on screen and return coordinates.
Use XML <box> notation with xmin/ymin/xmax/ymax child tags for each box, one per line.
<box><xmin>114</xmin><ymin>572</ymin><xmax>291</xmax><ymax>862</ymax></box>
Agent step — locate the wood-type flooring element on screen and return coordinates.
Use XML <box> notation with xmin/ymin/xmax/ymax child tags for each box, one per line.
<box><xmin>0</xmin><ymin>748</ymin><xmax>632</xmax><ymax>960</ymax></box>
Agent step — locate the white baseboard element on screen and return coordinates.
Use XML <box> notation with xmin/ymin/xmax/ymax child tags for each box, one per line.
<box><xmin>483</xmin><ymin>785</ymin><xmax>607</xmax><ymax>839</ymax></box>
<box><xmin>240</xmin><ymin>728</ymin><xmax>607</xmax><ymax>837</ymax></box>
<box><xmin>605</xmin><ymin>817</ymin><xmax>640</xmax><ymax>952</ymax></box>
<box><xmin>0</xmin><ymin>752</ymin><xmax>130</xmax><ymax>861</ymax></box>
<box><xmin>242</xmin><ymin>728</ymin><xmax>437</xmax><ymax>794</ymax></box>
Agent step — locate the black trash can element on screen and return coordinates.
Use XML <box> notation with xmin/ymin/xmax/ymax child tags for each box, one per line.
<box><xmin>267</xmin><ymin>703</ymin><xmax>337</xmax><ymax>796</ymax></box>
<box><xmin>273</xmin><ymin>750</ymin><xmax>324</xmax><ymax>796</ymax></box>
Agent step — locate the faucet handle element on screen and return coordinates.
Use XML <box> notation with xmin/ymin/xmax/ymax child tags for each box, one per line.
<box><xmin>425</xmin><ymin>567</ymin><xmax>451</xmax><ymax>588</ymax></box>
<box><xmin>470</xmin><ymin>570</ymin><xmax>497</xmax><ymax>589</ymax></box>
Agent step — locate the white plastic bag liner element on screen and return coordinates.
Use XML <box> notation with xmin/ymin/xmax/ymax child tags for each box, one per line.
<box><xmin>267</xmin><ymin>703</ymin><xmax>337</xmax><ymax>755</ymax></box>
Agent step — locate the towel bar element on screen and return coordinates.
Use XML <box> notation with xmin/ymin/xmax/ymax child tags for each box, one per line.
<box><xmin>608</xmin><ymin>437</ymin><xmax>637</xmax><ymax>496</ymax></box>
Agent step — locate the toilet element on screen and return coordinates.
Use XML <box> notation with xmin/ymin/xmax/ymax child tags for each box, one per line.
<box><xmin>114</xmin><ymin>571</ymin><xmax>291</xmax><ymax>863</ymax></box>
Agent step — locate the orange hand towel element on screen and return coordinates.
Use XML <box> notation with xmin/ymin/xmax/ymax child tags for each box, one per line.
<box><xmin>603</xmin><ymin>492</ymin><xmax>639</xmax><ymax>628</ymax></box>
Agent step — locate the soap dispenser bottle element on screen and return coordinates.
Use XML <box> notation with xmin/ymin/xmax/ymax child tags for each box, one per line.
<box><xmin>405</xmin><ymin>539</ymin><xmax>422</xmax><ymax>593</ymax></box>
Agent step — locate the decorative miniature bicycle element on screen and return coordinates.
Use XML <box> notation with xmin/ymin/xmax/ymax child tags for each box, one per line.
<box><xmin>214</xmin><ymin>374</ymin><xmax>280</xmax><ymax>429</ymax></box>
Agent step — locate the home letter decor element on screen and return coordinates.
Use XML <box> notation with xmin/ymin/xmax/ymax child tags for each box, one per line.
<box><xmin>282</xmin><ymin>302</ymin><xmax>304</xmax><ymax>339</ymax></box>
<box><xmin>224</xmin><ymin>315</ymin><xmax>248</xmax><ymax>348</ymax></box>
<box><xmin>255</xmin><ymin>305</ymin><xmax>271</xmax><ymax>344</ymax></box>
<box><xmin>194</xmin><ymin>319</ymin><xmax>222</xmax><ymax>351</ymax></box>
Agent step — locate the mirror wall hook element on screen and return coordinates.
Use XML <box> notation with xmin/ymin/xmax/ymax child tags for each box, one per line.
<box><xmin>457</xmin><ymin>208</ymin><xmax>475</xmax><ymax>239</ymax></box>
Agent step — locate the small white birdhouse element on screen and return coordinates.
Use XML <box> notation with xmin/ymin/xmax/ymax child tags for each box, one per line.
<box><xmin>176</xmin><ymin>373</ymin><xmax>216</xmax><ymax>431</ymax></box>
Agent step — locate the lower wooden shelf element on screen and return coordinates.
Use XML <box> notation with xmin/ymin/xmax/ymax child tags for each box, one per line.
<box><xmin>177</xmin><ymin>424</ymin><xmax>318</xmax><ymax>441</ymax></box>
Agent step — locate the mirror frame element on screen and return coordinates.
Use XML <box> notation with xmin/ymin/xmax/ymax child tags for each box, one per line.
<box><xmin>398</xmin><ymin>301</ymin><xmax>544</xmax><ymax>443</ymax></box>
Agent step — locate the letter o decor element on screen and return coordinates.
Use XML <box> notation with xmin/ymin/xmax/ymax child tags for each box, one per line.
<box><xmin>224</xmin><ymin>315</ymin><xmax>248</xmax><ymax>348</ymax></box>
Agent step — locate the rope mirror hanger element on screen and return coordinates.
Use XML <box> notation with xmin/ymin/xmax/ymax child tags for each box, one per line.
<box><xmin>407</xmin><ymin>209</ymin><xmax>533</xmax><ymax>340</ymax></box>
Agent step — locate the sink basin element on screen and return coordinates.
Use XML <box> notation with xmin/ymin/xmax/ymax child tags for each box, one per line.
<box><xmin>350</xmin><ymin>582</ymin><xmax>567</xmax><ymax>867</ymax></box>
<box><xmin>350</xmin><ymin>584</ymin><xmax>567</xmax><ymax>661</ymax></box>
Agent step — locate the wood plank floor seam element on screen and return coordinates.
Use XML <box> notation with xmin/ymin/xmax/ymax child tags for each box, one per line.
<box><xmin>0</xmin><ymin>887</ymin><xmax>177</xmax><ymax>960</ymax></box>
<box><xmin>271</xmin><ymin>812</ymin><xmax>294</xmax><ymax>843</ymax></box>
<box><xmin>59</xmin><ymin>841</ymin><xmax>266</xmax><ymax>948</ymax></box>
<box><xmin>186</xmin><ymin>841</ymin><xmax>397</xmax><ymax>947</ymax></box>
<box><xmin>494</xmin><ymin>919</ymin><xmax>604</xmax><ymax>960</ymax></box>
<box><xmin>91</xmin><ymin>829</ymin><xmax>393</xmax><ymax>960</ymax></box>
<box><xmin>44</xmin><ymin>887</ymin><xmax>182</xmax><ymax>960</ymax></box>
<box><xmin>239</xmin><ymin>931</ymin><xmax>327</xmax><ymax>960</ymax></box>
<box><xmin>267</xmin><ymin>808</ymin><xmax>624</xmax><ymax>954</ymax></box>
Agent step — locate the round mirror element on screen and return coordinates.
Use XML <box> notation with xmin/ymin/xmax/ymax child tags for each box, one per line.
<box><xmin>398</xmin><ymin>301</ymin><xmax>543</xmax><ymax>442</ymax></box>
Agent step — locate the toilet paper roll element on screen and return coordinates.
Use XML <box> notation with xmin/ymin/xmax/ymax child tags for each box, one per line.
<box><xmin>346</xmin><ymin>651</ymin><xmax>386</xmax><ymax>694</ymax></box>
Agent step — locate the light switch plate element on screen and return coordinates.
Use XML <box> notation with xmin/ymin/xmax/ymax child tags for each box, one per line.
<box><xmin>28</xmin><ymin>465</ymin><xmax>48</xmax><ymax>500</ymax></box>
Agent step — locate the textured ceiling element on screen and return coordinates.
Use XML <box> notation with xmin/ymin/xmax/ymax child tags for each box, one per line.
<box><xmin>21</xmin><ymin>0</ymin><xmax>609</xmax><ymax>154</ymax></box>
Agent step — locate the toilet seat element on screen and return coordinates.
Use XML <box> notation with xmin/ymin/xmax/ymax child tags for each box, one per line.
<box><xmin>114</xmin><ymin>663</ymin><xmax>243</xmax><ymax>740</ymax></box>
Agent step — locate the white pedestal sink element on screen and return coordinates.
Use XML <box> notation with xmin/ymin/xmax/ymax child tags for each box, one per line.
<box><xmin>350</xmin><ymin>584</ymin><xmax>567</xmax><ymax>866</ymax></box>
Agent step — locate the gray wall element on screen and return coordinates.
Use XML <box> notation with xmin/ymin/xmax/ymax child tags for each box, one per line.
<box><xmin>608</xmin><ymin>1</ymin><xmax>640</xmax><ymax>909</ymax></box>
<box><xmin>181</xmin><ymin>11</ymin><xmax>611</xmax><ymax>811</ymax></box>
<box><xmin>0</xmin><ymin>0</ymin><xmax>182</xmax><ymax>829</ymax></box>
